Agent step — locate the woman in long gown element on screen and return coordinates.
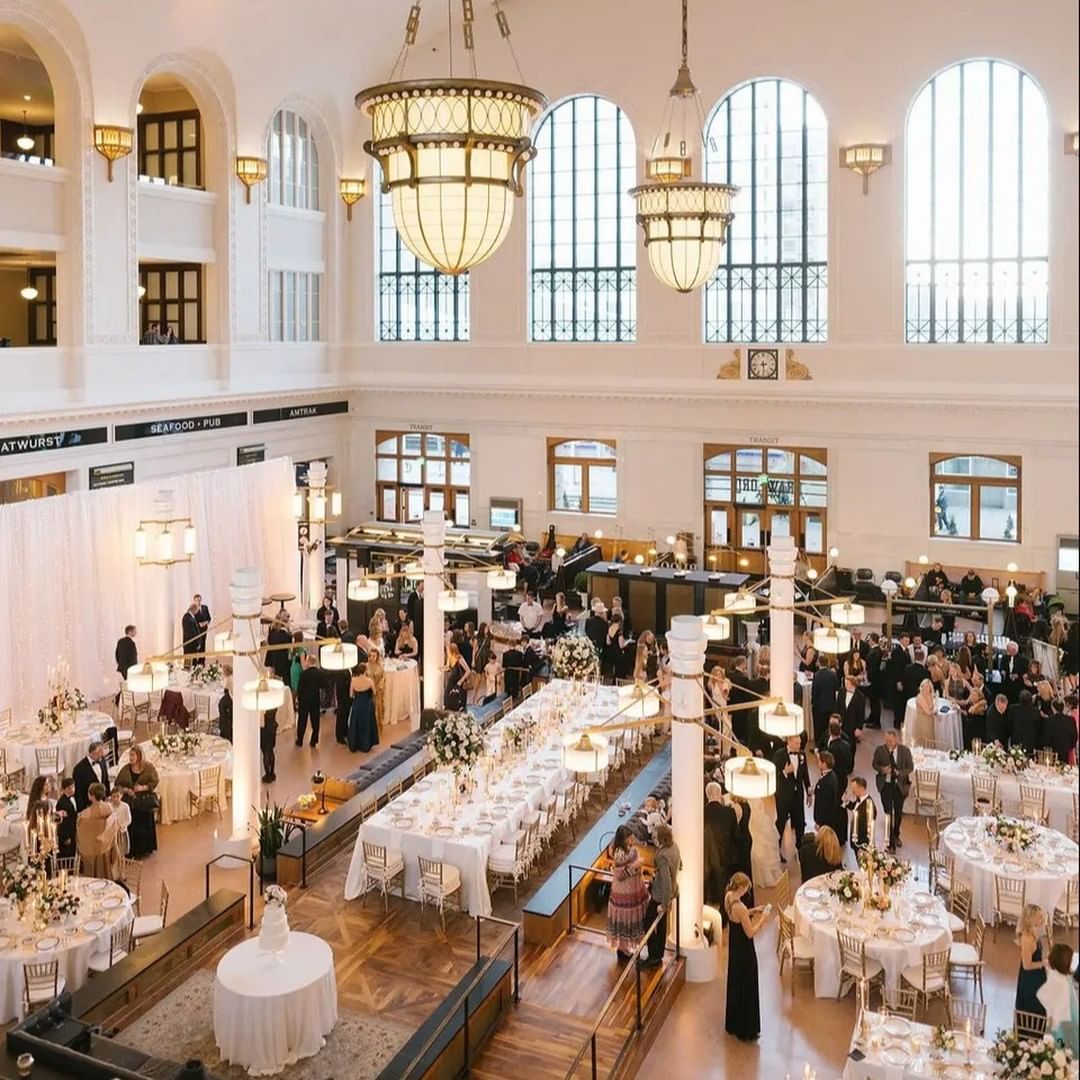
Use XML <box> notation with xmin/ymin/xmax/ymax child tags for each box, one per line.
<box><xmin>605</xmin><ymin>826</ymin><xmax>648</xmax><ymax>960</ymax></box>
<box><xmin>913</xmin><ymin>678</ymin><xmax>938</xmax><ymax>746</ymax></box>
<box><xmin>1016</xmin><ymin>903</ymin><xmax>1049</xmax><ymax>1015</ymax></box>
<box><xmin>76</xmin><ymin>784</ymin><xmax>122</xmax><ymax>881</ymax></box>
<box><xmin>730</xmin><ymin>797</ymin><xmax>756</xmax><ymax>905</ymax></box>
<box><xmin>443</xmin><ymin>643</ymin><xmax>470</xmax><ymax>712</ymax></box>
<box><xmin>723</xmin><ymin>872</ymin><xmax>773</xmax><ymax>1041</ymax></box>
<box><xmin>746</xmin><ymin>790</ymin><xmax>784</xmax><ymax>888</ymax></box>
<box><xmin>115</xmin><ymin>746</ymin><xmax>160</xmax><ymax>858</ymax></box>
<box><xmin>347</xmin><ymin>664</ymin><xmax>379</xmax><ymax>753</ymax></box>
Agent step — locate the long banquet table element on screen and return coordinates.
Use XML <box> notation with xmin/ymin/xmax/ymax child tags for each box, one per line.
<box><xmin>842</xmin><ymin>1012</ymin><xmax>996</xmax><ymax>1079</ymax></box>
<box><xmin>344</xmin><ymin>680</ymin><xmax>619</xmax><ymax>916</ymax></box>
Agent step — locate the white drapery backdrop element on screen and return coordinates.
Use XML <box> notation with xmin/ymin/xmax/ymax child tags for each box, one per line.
<box><xmin>0</xmin><ymin>457</ymin><xmax>300</xmax><ymax>720</ymax></box>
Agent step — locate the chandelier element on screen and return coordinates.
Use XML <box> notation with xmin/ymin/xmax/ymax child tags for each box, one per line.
<box><xmin>134</xmin><ymin>516</ymin><xmax>196</xmax><ymax>567</ymax></box>
<box><xmin>630</xmin><ymin>0</ymin><xmax>738</xmax><ymax>292</ymax></box>
<box><xmin>356</xmin><ymin>1</ymin><xmax>547</xmax><ymax>275</ymax></box>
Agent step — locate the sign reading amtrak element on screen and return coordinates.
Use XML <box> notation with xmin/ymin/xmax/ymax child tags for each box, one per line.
<box><xmin>0</xmin><ymin>427</ymin><xmax>108</xmax><ymax>457</ymax></box>
<box><xmin>253</xmin><ymin>400</ymin><xmax>348</xmax><ymax>425</ymax></box>
<box><xmin>114</xmin><ymin>412</ymin><xmax>247</xmax><ymax>441</ymax></box>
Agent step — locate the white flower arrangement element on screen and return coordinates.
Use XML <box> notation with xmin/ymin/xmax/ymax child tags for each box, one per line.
<box><xmin>151</xmin><ymin>732</ymin><xmax>201</xmax><ymax>758</ymax></box>
<box><xmin>549</xmin><ymin>634</ymin><xmax>600</xmax><ymax>682</ymax></box>
<box><xmin>189</xmin><ymin>662</ymin><xmax>225</xmax><ymax>688</ymax></box>
<box><xmin>1005</xmin><ymin>745</ymin><xmax>1030</xmax><ymax>773</ymax></box>
<box><xmin>981</xmin><ymin>743</ymin><xmax>1009</xmax><ymax>769</ymax></box>
<box><xmin>828</xmin><ymin>871</ymin><xmax>862</xmax><ymax>905</ymax></box>
<box><xmin>430</xmin><ymin>711</ymin><xmax>485</xmax><ymax>773</ymax></box>
<box><xmin>3</xmin><ymin>859</ymin><xmax>43</xmax><ymax>903</ymax></box>
<box><xmin>296</xmin><ymin>793</ymin><xmax>317</xmax><ymax>811</ymax></box>
<box><xmin>37</xmin><ymin>881</ymin><xmax>80</xmax><ymax>922</ymax></box>
<box><xmin>990</xmin><ymin>1030</ymin><xmax>1075</xmax><ymax>1079</ymax></box>
<box><xmin>264</xmin><ymin>884</ymin><xmax>288</xmax><ymax>908</ymax></box>
<box><xmin>45</xmin><ymin>659</ymin><xmax>87</xmax><ymax>713</ymax></box>
<box><xmin>931</xmin><ymin>1025</ymin><xmax>957</xmax><ymax>1053</ymax></box>
<box><xmin>36</xmin><ymin>707</ymin><xmax>64</xmax><ymax>736</ymax></box>
<box><xmin>986</xmin><ymin>814</ymin><xmax>1038</xmax><ymax>853</ymax></box>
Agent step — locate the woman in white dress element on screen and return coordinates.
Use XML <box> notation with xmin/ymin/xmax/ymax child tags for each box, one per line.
<box><xmin>745</xmin><ymin>789</ymin><xmax>784</xmax><ymax>888</ymax></box>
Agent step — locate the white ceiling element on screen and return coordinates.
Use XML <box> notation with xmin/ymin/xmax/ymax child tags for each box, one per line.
<box><xmin>0</xmin><ymin>27</ymin><xmax>53</xmax><ymax>125</ymax></box>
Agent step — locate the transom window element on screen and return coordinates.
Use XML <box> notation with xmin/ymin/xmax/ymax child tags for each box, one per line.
<box><xmin>269</xmin><ymin>271</ymin><xmax>321</xmax><ymax>342</ymax></box>
<box><xmin>906</xmin><ymin>60</ymin><xmax>1048</xmax><ymax>344</ymax></box>
<box><xmin>529</xmin><ymin>95</ymin><xmax>636</xmax><ymax>342</ymax></box>
<box><xmin>704</xmin><ymin>79</ymin><xmax>828</xmax><ymax>343</ymax></box>
<box><xmin>931</xmin><ymin>454</ymin><xmax>1020</xmax><ymax>542</ymax></box>
<box><xmin>268</xmin><ymin>109</ymin><xmax>320</xmax><ymax>210</ymax></box>
<box><xmin>704</xmin><ymin>445</ymin><xmax>828</xmax><ymax>573</ymax></box>
<box><xmin>376</xmin><ymin>431</ymin><xmax>471</xmax><ymax>526</ymax></box>
<box><xmin>548</xmin><ymin>439</ymin><xmax>617</xmax><ymax>516</ymax></box>
<box><xmin>377</xmin><ymin>175</ymin><xmax>468</xmax><ymax>341</ymax></box>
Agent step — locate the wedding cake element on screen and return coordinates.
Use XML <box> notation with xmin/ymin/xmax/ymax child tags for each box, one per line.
<box><xmin>258</xmin><ymin>885</ymin><xmax>290</xmax><ymax>954</ymax></box>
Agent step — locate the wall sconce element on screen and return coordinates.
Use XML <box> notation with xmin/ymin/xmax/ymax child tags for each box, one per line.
<box><xmin>339</xmin><ymin>177</ymin><xmax>367</xmax><ymax>221</ymax></box>
<box><xmin>840</xmin><ymin>143</ymin><xmax>891</xmax><ymax>194</ymax></box>
<box><xmin>1068</xmin><ymin>132</ymin><xmax>1079</xmax><ymax>157</ymax></box>
<box><xmin>235</xmin><ymin>156</ymin><xmax>268</xmax><ymax>203</ymax></box>
<box><xmin>93</xmin><ymin>125</ymin><xmax>134</xmax><ymax>182</ymax></box>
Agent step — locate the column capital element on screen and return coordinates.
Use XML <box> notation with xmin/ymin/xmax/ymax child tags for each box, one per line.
<box><xmin>229</xmin><ymin>566</ymin><xmax>263</xmax><ymax>616</ymax></box>
<box><xmin>307</xmin><ymin>460</ymin><xmax>328</xmax><ymax>487</ymax></box>
<box><xmin>767</xmin><ymin>533</ymin><xmax>798</xmax><ymax>573</ymax></box>
<box><xmin>666</xmin><ymin>614</ymin><xmax>706</xmax><ymax>676</ymax></box>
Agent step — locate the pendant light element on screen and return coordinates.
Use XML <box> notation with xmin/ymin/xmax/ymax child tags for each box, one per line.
<box><xmin>19</xmin><ymin>264</ymin><xmax>38</xmax><ymax>302</ymax></box>
<box><xmin>356</xmin><ymin>1</ymin><xmax>547</xmax><ymax>275</ymax></box>
<box><xmin>16</xmin><ymin>111</ymin><xmax>35</xmax><ymax>153</ymax></box>
<box><xmin>630</xmin><ymin>0</ymin><xmax>738</xmax><ymax>292</ymax></box>
<box><xmin>724</xmin><ymin>754</ymin><xmax>776</xmax><ymax>799</ymax></box>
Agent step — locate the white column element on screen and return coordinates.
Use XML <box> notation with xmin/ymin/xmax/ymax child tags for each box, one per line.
<box><xmin>305</xmin><ymin>460</ymin><xmax>328</xmax><ymax>613</ymax></box>
<box><xmin>223</xmin><ymin>567</ymin><xmax>263</xmax><ymax>856</ymax></box>
<box><xmin>666</xmin><ymin>614</ymin><xmax>714</xmax><ymax>981</ymax></box>
<box><xmin>422</xmin><ymin>510</ymin><xmax>447</xmax><ymax>712</ymax></box>
<box><xmin>767</xmin><ymin>535</ymin><xmax>798</xmax><ymax>708</ymax></box>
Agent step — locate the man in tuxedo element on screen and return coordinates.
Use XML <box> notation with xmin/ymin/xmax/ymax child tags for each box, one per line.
<box><xmin>114</xmin><ymin>625</ymin><xmax>138</xmax><ymax>705</ymax></box>
<box><xmin>811</xmin><ymin>656</ymin><xmax>839</xmax><ymax>747</ymax></box>
<box><xmin>773</xmin><ymin>734</ymin><xmax>811</xmax><ymax>853</ymax></box>
<box><xmin>703</xmin><ymin>782</ymin><xmax>740</xmax><ymax>906</ymax></box>
<box><xmin>266</xmin><ymin>617</ymin><xmax>293</xmax><ymax>684</ymax></box>
<box><xmin>501</xmin><ymin>643</ymin><xmax>528</xmax><ymax>699</ymax></box>
<box><xmin>192</xmin><ymin>593</ymin><xmax>211</xmax><ymax>663</ymax></box>
<box><xmin>902</xmin><ymin>649</ymin><xmax>930</xmax><ymax>712</ymax></box>
<box><xmin>406</xmin><ymin>581</ymin><xmax>424</xmax><ymax>657</ymax></box>
<box><xmin>865</xmin><ymin>632</ymin><xmax>884</xmax><ymax>728</ymax></box>
<box><xmin>886</xmin><ymin>632</ymin><xmax>911</xmax><ymax>724</ymax></box>
<box><xmin>55</xmin><ymin>776</ymin><xmax>78</xmax><ymax>860</ymax></box>
<box><xmin>1007</xmin><ymin>689</ymin><xmax>1041</xmax><ymax>756</ymax></box>
<box><xmin>339</xmin><ymin>620</ymin><xmax>357</xmax><ymax>646</ymax></box>
<box><xmin>849</xmin><ymin>628</ymin><xmax>870</xmax><ymax>663</ymax></box>
<box><xmin>959</xmin><ymin>570</ymin><xmax>984</xmax><ymax>603</ymax></box>
<box><xmin>295</xmin><ymin>654</ymin><xmax>326</xmax><ymax>747</ymax></box>
<box><xmin>845</xmin><ymin>776</ymin><xmax>875</xmax><ymax>851</ymax></box>
<box><xmin>812</xmin><ymin>751</ymin><xmax>842</xmax><ymax>836</ymax></box>
<box><xmin>181</xmin><ymin>602</ymin><xmax>201</xmax><ymax>668</ymax></box>
<box><xmin>73</xmin><ymin>741</ymin><xmax>111</xmax><ymax>811</ymax></box>
<box><xmin>727</xmin><ymin>656</ymin><xmax>756</xmax><ymax>746</ymax></box>
<box><xmin>1043</xmin><ymin>698</ymin><xmax>1078</xmax><ymax>764</ymax></box>
<box><xmin>837</xmin><ymin>674</ymin><xmax>866</xmax><ymax>743</ymax></box>
<box><xmin>985</xmin><ymin>692</ymin><xmax>1011</xmax><ymax>746</ymax></box>
<box><xmin>748</xmin><ymin>661</ymin><xmax>773</xmax><ymax>755</ymax></box>
<box><xmin>584</xmin><ymin>601</ymin><xmax>608</xmax><ymax>657</ymax></box>
<box><xmin>994</xmin><ymin>641</ymin><xmax>1026</xmax><ymax>703</ymax></box>
<box><xmin>826</xmin><ymin>718</ymin><xmax>853</xmax><ymax>787</ymax></box>
<box><xmin>871</xmin><ymin>729</ymin><xmax>913</xmax><ymax>851</ymax></box>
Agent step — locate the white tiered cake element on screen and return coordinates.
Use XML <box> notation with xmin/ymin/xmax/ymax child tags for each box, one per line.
<box><xmin>258</xmin><ymin>887</ymin><xmax>290</xmax><ymax>954</ymax></box>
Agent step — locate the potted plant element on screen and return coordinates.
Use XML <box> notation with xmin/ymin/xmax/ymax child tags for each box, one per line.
<box><xmin>255</xmin><ymin>801</ymin><xmax>286</xmax><ymax>881</ymax></box>
<box><xmin>573</xmin><ymin>571</ymin><xmax>589</xmax><ymax>609</ymax></box>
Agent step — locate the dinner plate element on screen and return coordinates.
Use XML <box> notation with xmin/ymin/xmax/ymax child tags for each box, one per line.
<box><xmin>846</xmin><ymin>926</ymin><xmax>869</xmax><ymax>942</ymax></box>
<box><xmin>433</xmin><ymin>826</ymin><xmax>455</xmax><ymax>839</ymax></box>
<box><xmin>884</xmin><ymin>1017</ymin><xmax>912</xmax><ymax>1037</ymax></box>
<box><xmin>802</xmin><ymin>886</ymin><xmax>825</xmax><ymax>901</ymax></box>
<box><xmin>882</xmin><ymin>1047</ymin><xmax>909</xmax><ymax>1067</ymax></box>
<box><xmin>35</xmin><ymin>937</ymin><xmax>59</xmax><ymax>952</ymax></box>
<box><xmin>893</xmin><ymin>928</ymin><xmax>916</xmax><ymax>944</ymax></box>
<box><xmin>391</xmin><ymin>815</ymin><xmax>415</xmax><ymax>830</ymax></box>
<box><xmin>82</xmin><ymin>919</ymin><xmax>105</xmax><ymax>934</ymax></box>
<box><xmin>1046</xmin><ymin>861</ymin><xmax>1067</xmax><ymax>874</ymax></box>
<box><xmin>102</xmin><ymin>896</ymin><xmax>123</xmax><ymax>910</ymax></box>
<box><xmin>413</xmin><ymin>781</ymin><xmax>431</xmax><ymax>792</ymax></box>
<box><xmin>964</xmin><ymin>847</ymin><xmax>984</xmax><ymax>860</ymax></box>
<box><xmin>914</xmin><ymin>913</ymin><xmax>939</xmax><ymax>928</ymax></box>
<box><xmin>810</xmin><ymin>909</ymin><xmax>832</xmax><ymax>924</ymax></box>
<box><xmin>4</xmin><ymin>809</ymin><xmax>23</xmax><ymax>821</ymax></box>
<box><xmin>474</xmin><ymin>821</ymin><xmax>495</xmax><ymax>834</ymax></box>
<box><xmin>911</xmin><ymin>891</ymin><xmax>934</xmax><ymax>906</ymax></box>
<box><xmin>490</xmin><ymin>806</ymin><xmax>509</xmax><ymax>818</ymax></box>
<box><xmin>85</xmin><ymin>880</ymin><xmax>109</xmax><ymax>893</ymax></box>
<box><xmin>1002</xmin><ymin>860</ymin><xmax>1023</xmax><ymax>874</ymax></box>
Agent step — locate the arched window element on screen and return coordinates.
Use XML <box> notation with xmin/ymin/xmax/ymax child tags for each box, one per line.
<box><xmin>268</xmin><ymin>109</ymin><xmax>320</xmax><ymax>210</ymax></box>
<box><xmin>530</xmin><ymin>96</ymin><xmax>636</xmax><ymax>342</ymax></box>
<box><xmin>547</xmin><ymin>439</ymin><xmax>617</xmax><ymax>515</ymax></box>
<box><xmin>930</xmin><ymin>454</ymin><xmax>1020</xmax><ymax>542</ymax></box>
<box><xmin>377</xmin><ymin>175</ymin><xmax>469</xmax><ymax>341</ymax></box>
<box><xmin>703</xmin><ymin>79</ymin><xmax>828</xmax><ymax>343</ymax></box>
<box><xmin>906</xmin><ymin>60</ymin><xmax>1048</xmax><ymax>344</ymax></box>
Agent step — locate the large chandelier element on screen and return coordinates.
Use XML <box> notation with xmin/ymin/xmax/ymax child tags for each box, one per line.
<box><xmin>630</xmin><ymin>0</ymin><xmax>738</xmax><ymax>292</ymax></box>
<box><xmin>356</xmin><ymin>1</ymin><xmax>547</xmax><ymax>275</ymax></box>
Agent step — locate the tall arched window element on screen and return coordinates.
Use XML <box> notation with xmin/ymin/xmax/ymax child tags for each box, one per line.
<box><xmin>703</xmin><ymin>79</ymin><xmax>828</xmax><ymax>343</ymax></box>
<box><xmin>906</xmin><ymin>60</ymin><xmax>1048</xmax><ymax>344</ymax></box>
<box><xmin>529</xmin><ymin>96</ymin><xmax>636</xmax><ymax>342</ymax></box>
<box><xmin>268</xmin><ymin>109</ymin><xmax>320</xmax><ymax>210</ymax></box>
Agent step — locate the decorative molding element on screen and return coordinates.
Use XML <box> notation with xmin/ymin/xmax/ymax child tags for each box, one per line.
<box><xmin>716</xmin><ymin>349</ymin><xmax>741</xmax><ymax>380</ymax></box>
<box><xmin>785</xmin><ymin>348</ymin><xmax>812</xmax><ymax>380</ymax></box>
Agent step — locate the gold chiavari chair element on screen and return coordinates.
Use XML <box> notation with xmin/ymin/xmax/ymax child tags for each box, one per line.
<box><xmin>417</xmin><ymin>855</ymin><xmax>462</xmax><ymax>931</ymax></box>
<box><xmin>948</xmin><ymin>915</ymin><xmax>986</xmax><ymax>1001</ymax></box>
<box><xmin>882</xmin><ymin>987</ymin><xmax>919</xmax><ymax>1020</ymax></box>
<box><xmin>913</xmin><ymin>769</ymin><xmax>941</xmax><ymax>816</ymax></box>
<box><xmin>1014</xmin><ymin>1009</ymin><xmax>1048</xmax><ymax>1038</ymax></box>
<box><xmin>971</xmin><ymin>774</ymin><xmax>998</xmax><ymax>816</ymax></box>
<box><xmin>900</xmin><ymin>948</ymin><xmax>951</xmax><ymax>1019</ymax></box>
<box><xmin>361</xmin><ymin>841</ymin><xmax>405</xmax><ymax>914</ymax></box>
<box><xmin>948</xmin><ymin>997</ymin><xmax>987</xmax><ymax>1037</ymax></box>
<box><xmin>993</xmin><ymin>876</ymin><xmax>1026</xmax><ymax>941</ymax></box>
<box><xmin>776</xmin><ymin>909</ymin><xmax>815</xmax><ymax>989</ymax></box>
<box><xmin>836</xmin><ymin>929</ymin><xmax>885</xmax><ymax>1005</ymax></box>
<box><xmin>23</xmin><ymin>959</ymin><xmax>64</xmax><ymax>1012</ymax></box>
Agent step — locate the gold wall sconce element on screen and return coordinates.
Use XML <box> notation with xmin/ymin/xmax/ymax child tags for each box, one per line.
<box><xmin>339</xmin><ymin>178</ymin><xmax>367</xmax><ymax>221</ymax></box>
<box><xmin>93</xmin><ymin>125</ymin><xmax>134</xmax><ymax>182</ymax></box>
<box><xmin>840</xmin><ymin>143</ymin><xmax>891</xmax><ymax>194</ymax></box>
<box><xmin>235</xmin><ymin>156</ymin><xmax>268</xmax><ymax>203</ymax></box>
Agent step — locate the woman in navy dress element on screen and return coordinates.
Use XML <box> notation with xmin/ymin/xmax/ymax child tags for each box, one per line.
<box><xmin>1016</xmin><ymin>903</ymin><xmax>1049</xmax><ymax>1015</ymax></box>
<box><xmin>347</xmin><ymin>664</ymin><xmax>378</xmax><ymax>753</ymax></box>
<box><xmin>723</xmin><ymin>872</ymin><xmax>773</xmax><ymax>1041</ymax></box>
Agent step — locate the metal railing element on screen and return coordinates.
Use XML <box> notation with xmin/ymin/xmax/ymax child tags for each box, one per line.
<box><xmin>204</xmin><ymin>851</ymin><xmax>256</xmax><ymax>930</ymax></box>
<box><xmin>396</xmin><ymin>914</ymin><xmax>521</xmax><ymax>1079</ymax></box>
<box><xmin>563</xmin><ymin>865</ymin><xmax>681</xmax><ymax>1080</ymax></box>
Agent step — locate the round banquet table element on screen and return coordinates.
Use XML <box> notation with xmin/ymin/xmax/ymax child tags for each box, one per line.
<box><xmin>904</xmin><ymin>697</ymin><xmax>962</xmax><ymax>750</ymax></box>
<box><xmin>793</xmin><ymin>872</ymin><xmax>952</xmax><ymax>998</ymax></box>
<box><xmin>138</xmin><ymin>735</ymin><xmax>233</xmax><ymax>824</ymax></box>
<box><xmin>214</xmin><ymin>932</ymin><xmax>337</xmax><ymax>1076</ymax></box>
<box><xmin>942</xmin><ymin>816</ymin><xmax>1079</xmax><ymax>921</ymax></box>
<box><xmin>0</xmin><ymin>711</ymin><xmax>111</xmax><ymax>781</ymax></box>
<box><xmin>0</xmin><ymin>796</ymin><xmax>29</xmax><ymax>847</ymax></box>
<box><xmin>382</xmin><ymin>659</ymin><xmax>420</xmax><ymax>727</ymax></box>
<box><xmin>0</xmin><ymin>876</ymin><xmax>133</xmax><ymax>1022</ymax></box>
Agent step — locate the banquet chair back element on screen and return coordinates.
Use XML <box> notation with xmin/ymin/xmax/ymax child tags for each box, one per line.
<box><xmin>882</xmin><ymin>987</ymin><xmax>919</xmax><ymax>1020</ymax></box>
<box><xmin>948</xmin><ymin>882</ymin><xmax>972</xmax><ymax>937</ymax></box>
<box><xmin>0</xmin><ymin>749</ymin><xmax>25</xmax><ymax>793</ymax></box>
<box><xmin>23</xmin><ymin>959</ymin><xmax>64</xmax><ymax>1011</ymax></box>
<box><xmin>192</xmin><ymin>694</ymin><xmax>213</xmax><ymax>732</ymax></box>
<box><xmin>417</xmin><ymin>855</ymin><xmax>462</xmax><ymax>930</ymax></box>
<box><xmin>836</xmin><ymin>929</ymin><xmax>884</xmax><ymax>1003</ymax></box>
<box><xmin>88</xmin><ymin>923</ymin><xmax>134</xmax><ymax>974</ymax></box>
<box><xmin>359</xmin><ymin>795</ymin><xmax>378</xmax><ymax>822</ymax></box>
<box><xmin>1014</xmin><ymin>1009</ymin><xmax>1048</xmax><ymax>1039</ymax></box>
<box><xmin>776</xmin><ymin>909</ymin><xmax>814</xmax><ymax>987</ymax></box>
<box><xmin>121</xmin><ymin>857</ymin><xmax>142</xmax><ymax>915</ymax></box>
<box><xmin>188</xmin><ymin>766</ymin><xmax>222</xmax><ymax>818</ymax></box>
<box><xmin>948</xmin><ymin>997</ymin><xmax>987</xmax><ymax>1037</ymax></box>
<box><xmin>1018</xmin><ymin>784</ymin><xmax>1047</xmax><ymax>823</ymax></box>
<box><xmin>1054</xmin><ymin>878</ymin><xmax>1079</xmax><ymax>931</ymax></box>
<box><xmin>386</xmin><ymin>779</ymin><xmax>404</xmax><ymax>802</ymax></box>
<box><xmin>487</xmin><ymin>833</ymin><xmax>528</xmax><ymax>901</ymax></box>
<box><xmin>900</xmin><ymin>948</ymin><xmax>950</xmax><ymax>1018</ymax></box>
<box><xmin>34</xmin><ymin>746</ymin><xmax>60</xmax><ymax>777</ymax></box>
<box><xmin>947</xmin><ymin>915</ymin><xmax>986</xmax><ymax>1000</ymax></box>
<box><xmin>53</xmin><ymin>854</ymin><xmax>80</xmax><ymax>876</ymax></box>
<box><xmin>935</xmin><ymin>799</ymin><xmax>956</xmax><ymax>832</ymax></box>
<box><xmin>970</xmin><ymin>774</ymin><xmax>998</xmax><ymax>816</ymax></box>
<box><xmin>930</xmin><ymin>850</ymin><xmax>954</xmax><ymax>899</ymax></box>
<box><xmin>913</xmin><ymin>769</ymin><xmax>941</xmax><ymax>816</ymax></box>
<box><xmin>411</xmin><ymin>761</ymin><xmax>427</xmax><ymax>786</ymax></box>
<box><xmin>920</xmin><ymin>739</ymin><xmax>950</xmax><ymax>752</ymax></box>
<box><xmin>0</xmin><ymin>708</ymin><xmax>11</xmax><ymax>732</ymax></box>
<box><xmin>1033</xmin><ymin>749</ymin><xmax>1057</xmax><ymax>768</ymax></box>
<box><xmin>992</xmin><ymin>876</ymin><xmax>1026</xmax><ymax>941</ymax></box>
<box><xmin>361</xmin><ymin>841</ymin><xmax>405</xmax><ymax>914</ymax></box>
<box><xmin>0</xmin><ymin>842</ymin><xmax>22</xmax><ymax>875</ymax></box>
<box><xmin>133</xmin><ymin>881</ymin><xmax>169</xmax><ymax>942</ymax></box>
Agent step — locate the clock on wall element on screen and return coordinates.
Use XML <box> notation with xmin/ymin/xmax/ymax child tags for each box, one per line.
<box><xmin>747</xmin><ymin>348</ymin><xmax>779</xmax><ymax>380</ymax></box>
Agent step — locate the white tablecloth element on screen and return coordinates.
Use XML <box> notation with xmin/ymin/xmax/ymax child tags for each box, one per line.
<box><xmin>905</xmin><ymin>748</ymin><xmax>1079</xmax><ymax>833</ymax></box>
<box><xmin>344</xmin><ymin>680</ymin><xmax>619</xmax><ymax>916</ymax></box>
<box><xmin>139</xmin><ymin>735</ymin><xmax>233</xmax><ymax>824</ymax></box>
<box><xmin>842</xmin><ymin>1012</ymin><xmax>995</xmax><ymax>1079</ymax></box>
<box><xmin>943</xmin><ymin>816</ymin><xmax>1079</xmax><ymax>921</ymax></box>
<box><xmin>0</xmin><ymin>876</ymin><xmax>133</xmax><ymax>1022</ymax></box>
<box><xmin>904</xmin><ymin>698</ymin><xmax>963</xmax><ymax>750</ymax></box>
<box><xmin>794</xmin><ymin>873</ymin><xmax>952</xmax><ymax>998</ymax></box>
<box><xmin>0</xmin><ymin>796</ymin><xmax>29</xmax><ymax>848</ymax></box>
<box><xmin>0</xmin><ymin>711</ymin><xmax>111</xmax><ymax>781</ymax></box>
<box><xmin>214</xmin><ymin>932</ymin><xmax>337</xmax><ymax>1076</ymax></box>
<box><xmin>382</xmin><ymin>660</ymin><xmax>420</xmax><ymax>728</ymax></box>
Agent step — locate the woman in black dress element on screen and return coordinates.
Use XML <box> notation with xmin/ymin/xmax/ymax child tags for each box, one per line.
<box><xmin>443</xmin><ymin>642</ymin><xmax>471</xmax><ymax>711</ymax></box>
<box><xmin>723</xmin><ymin>872</ymin><xmax>773</xmax><ymax>1041</ymax></box>
<box><xmin>549</xmin><ymin>593</ymin><xmax>572</xmax><ymax>637</ymax></box>
<box><xmin>731</xmin><ymin>796</ymin><xmax>754</xmax><ymax>906</ymax></box>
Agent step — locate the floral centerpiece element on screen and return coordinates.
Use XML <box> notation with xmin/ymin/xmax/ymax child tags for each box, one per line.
<box><xmin>948</xmin><ymin>748</ymin><xmax>967</xmax><ymax>763</ymax></box>
<box><xmin>36</xmin><ymin>706</ymin><xmax>64</xmax><ymax>736</ymax></box>
<box><xmin>877</xmin><ymin>852</ymin><xmax>911</xmax><ymax>891</ymax></box>
<box><xmin>865</xmin><ymin>891</ymin><xmax>892</xmax><ymax>914</ymax></box>
<box><xmin>986</xmin><ymin>814</ymin><xmax>1038</xmax><ymax>853</ymax></box>
<box><xmin>931</xmin><ymin>1026</ymin><xmax>958</xmax><ymax>1054</ymax></box>
<box><xmin>0</xmin><ymin>789</ymin><xmax>19</xmax><ymax>806</ymax></box>
<box><xmin>37</xmin><ymin>881</ymin><xmax>80</xmax><ymax>923</ymax></box>
<box><xmin>1005</xmin><ymin>745</ymin><xmax>1029</xmax><ymax>773</ymax></box>
<box><xmin>190</xmin><ymin>662</ymin><xmax>225</xmax><ymax>688</ymax></box>
<box><xmin>2</xmin><ymin>858</ymin><xmax>44</xmax><ymax>905</ymax></box>
<box><xmin>151</xmin><ymin>731</ymin><xmax>201</xmax><ymax>758</ymax></box>
<box><xmin>828</xmin><ymin>871</ymin><xmax>862</xmax><ymax>907</ymax></box>
<box><xmin>990</xmin><ymin>1030</ymin><xmax>1076</xmax><ymax>1079</ymax></box>
<box><xmin>549</xmin><ymin>635</ymin><xmax>600</xmax><ymax>682</ymax></box>
<box><xmin>296</xmin><ymin>793</ymin><xmax>317</xmax><ymax>812</ymax></box>
<box><xmin>429</xmin><ymin>712</ymin><xmax>484</xmax><ymax>774</ymax></box>
<box><xmin>981</xmin><ymin>744</ymin><xmax>1009</xmax><ymax>769</ymax></box>
<box><xmin>46</xmin><ymin>659</ymin><xmax>88</xmax><ymax>713</ymax></box>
